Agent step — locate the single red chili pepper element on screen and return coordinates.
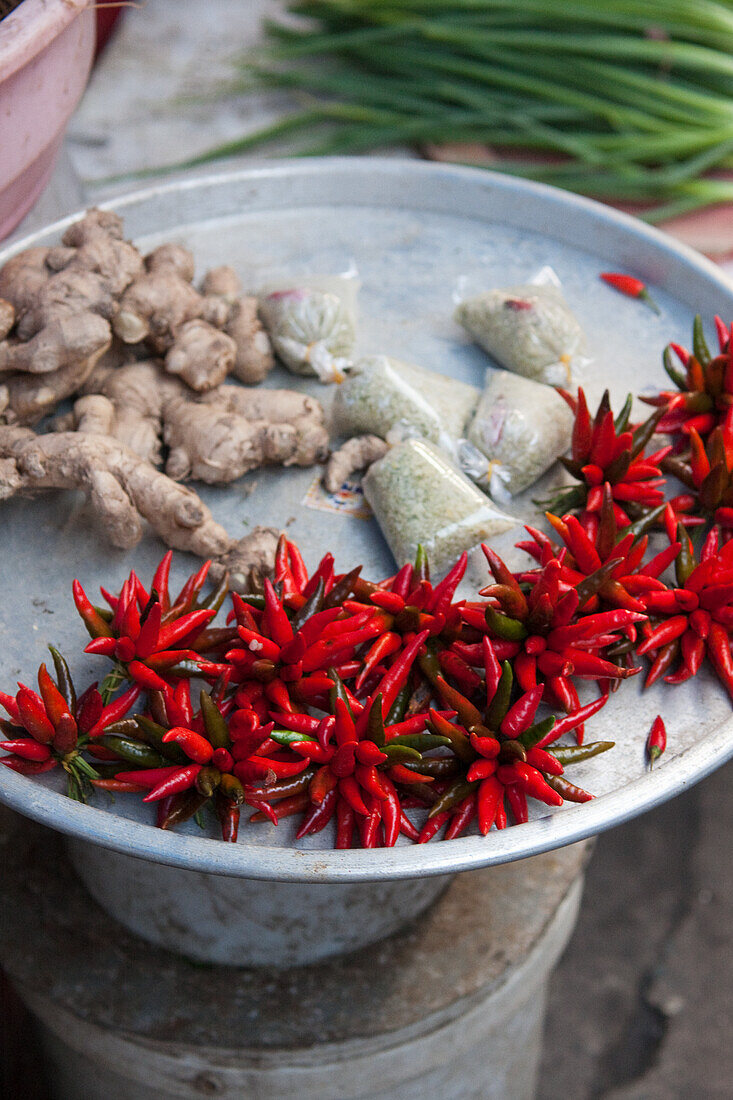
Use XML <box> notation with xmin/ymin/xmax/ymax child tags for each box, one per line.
<box><xmin>505</xmin><ymin>784</ymin><xmax>528</xmax><ymax>824</ymax></box>
<box><xmin>72</xmin><ymin>579</ymin><xmax>114</xmax><ymax>639</ymax></box>
<box><xmin>0</xmin><ymin>756</ymin><xmax>56</xmax><ymax>775</ymax></box>
<box><xmin>445</xmin><ymin>795</ymin><xmax>477</xmax><ymax>840</ymax></box>
<box><xmin>497</xmin><ymin>763</ymin><xmax>564</xmax><ymax>807</ymax></box>
<box><xmin>143</xmin><ymin>763</ymin><xmax>203</xmax><ymax>802</ymax></box>
<box><xmin>500</xmin><ymin>686</ymin><xmax>543</xmax><ymax>739</ymax></box>
<box><xmin>87</xmin><ymin>685</ymin><xmax>141</xmax><ymax>737</ymax></box>
<box><xmin>600</xmin><ymin>272</ymin><xmax>660</xmax><ymax>313</ymax></box>
<box><xmin>380</xmin><ymin>775</ymin><xmax>401</xmax><ymax>847</ymax></box>
<box><xmin>417</xmin><ymin>809</ymin><xmax>449</xmax><ymax>843</ymax></box>
<box><xmin>0</xmin><ymin>738</ymin><xmax>52</xmax><ymax>762</ymax></box>
<box><xmin>37</xmin><ymin>664</ymin><xmax>77</xmax><ymax>742</ymax></box>
<box><xmin>335</xmin><ymin>795</ymin><xmax>355</xmax><ymax>849</ymax></box>
<box><xmin>91</xmin><ymin>778</ymin><xmax>148</xmax><ymax>793</ymax></box>
<box><xmin>15</xmin><ymin>687</ymin><xmax>55</xmax><ymax>744</ymax></box>
<box><xmin>162</xmin><ymin>727</ymin><xmax>214</xmax><ymax>765</ymax></box>
<box><xmin>363</xmin><ymin>629</ymin><xmax>430</xmax><ymax>728</ymax></box>
<box><xmin>477</xmin><ymin>775</ymin><xmax>504</xmax><ymax>835</ymax></box>
<box><xmin>467</xmin><ymin>758</ymin><xmax>497</xmax><ymax>783</ymax></box>
<box><xmin>526</xmin><ymin>747</ymin><xmax>564</xmax><ymax>776</ymax></box>
<box><xmin>249</xmin><ymin>792</ymin><xmax>310</xmax><ymax>822</ymax></box>
<box><xmin>339</xmin><ymin>775</ymin><xmax>370</xmax><ymax>816</ymax></box>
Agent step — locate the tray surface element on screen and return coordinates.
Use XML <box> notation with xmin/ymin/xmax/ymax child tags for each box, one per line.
<box><xmin>0</xmin><ymin>158</ymin><xmax>731</xmax><ymax>881</ymax></box>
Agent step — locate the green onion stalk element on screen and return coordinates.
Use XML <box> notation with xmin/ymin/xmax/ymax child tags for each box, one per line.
<box><xmin>161</xmin><ymin>0</ymin><xmax>733</xmax><ymax>222</ymax></box>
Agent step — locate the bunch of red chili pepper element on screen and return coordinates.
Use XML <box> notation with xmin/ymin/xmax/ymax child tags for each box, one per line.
<box><xmin>0</xmin><ymin>534</ymin><xmax>629</xmax><ymax>847</ymax></box>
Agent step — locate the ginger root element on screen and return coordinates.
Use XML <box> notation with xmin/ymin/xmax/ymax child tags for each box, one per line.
<box><xmin>324</xmin><ymin>434</ymin><xmax>389</xmax><ymax>493</ymax></box>
<box><xmin>72</xmin><ymin>360</ymin><xmax>330</xmax><ymax>484</ymax></box>
<box><xmin>0</xmin><ymin>424</ymin><xmax>278</xmax><ymax>585</ymax></box>
<box><xmin>113</xmin><ymin>249</ymin><xmax>273</xmax><ymax>391</ymax></box>
<box><xmin>0</xmin><ymin>210</ymin><xmax>143</xmax><ymax>424</ymax></box>
<box><xmin>0</xmin><ymin>209</ymin><xmax>275</xmax><ymax>422</ymax></box>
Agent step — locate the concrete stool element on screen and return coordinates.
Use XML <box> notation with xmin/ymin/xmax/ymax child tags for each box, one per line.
<box><xmin>0</xmin><ymin>809</ymin><xmax>589</xmax><ymax>1100</ymax></box>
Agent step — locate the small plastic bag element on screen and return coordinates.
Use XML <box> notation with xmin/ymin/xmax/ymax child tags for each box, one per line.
<box><xmin>363</xmin><ymin>437</ymin><xmax>515</xmax><ymax>576</ymax></box>
<box><xmin>464</xmin><ymin>370</ymin><xmax>574</xmax><ymax>495</ymax></box>
<box><xmin>455</xmin><ymin>280</ymin><xmax>586</xmax><ymax>386</ymax></box>
<box><xmin>331</xmin><ymin>355</ymin><xmax>479</xmax><ymax>451</ymax></box>
<box><xmin>259</xmin><ymin>274</ymin><xmax>358</xmax><ymax>382</ymax></box>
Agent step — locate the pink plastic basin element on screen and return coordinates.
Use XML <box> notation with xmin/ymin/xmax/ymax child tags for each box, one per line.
<box><xmin>0</xmin><ymin>0</ymin><xmax>95</xmax><ymax>240</ymax></box>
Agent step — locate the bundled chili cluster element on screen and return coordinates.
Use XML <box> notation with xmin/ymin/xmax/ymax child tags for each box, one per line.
<box><xmin>6</xmin><ymin>312</ymin><xmax>733</xmax><ymax>848</ymax></box>
<box><xmin>0</xmin><ymin>534</ymin><xmax>628</xmax><ymax>848</ymax></box>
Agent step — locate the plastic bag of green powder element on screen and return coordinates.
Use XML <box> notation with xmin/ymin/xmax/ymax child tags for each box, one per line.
<box><xmin>455</xmin><ymin>280</ymin><xmax>586</xmax><ymax>387</ymax></box>
<box><xmin>363</xmin><ymin>438</ymin><xmax>515</xmax><ymax>576</ymax></box>
<box><xmin>332</xmin><ymin>355</ymin><xmax>480</xmax><ymax>453</ymax></box>
<box><xmin>259</xmin><ymin>274</ymin><xmax>358</xmax><ymax>382</ymax></box>
<box><xmin>462</xmin><ymin>370</ymin><xmax>574</xmax><ymax>495</ymax></box>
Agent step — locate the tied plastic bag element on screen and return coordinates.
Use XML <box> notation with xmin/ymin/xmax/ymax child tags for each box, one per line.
<box><xmin>331</xmin><ymin>355</ymin><xmax>480</xmax><ymax>453</ymax></box>
<box><xmin>463</xmin><ymin>370</ymin><xmax>574</xmax><ymax>495</ymax></box>
<box><xmin>455</xmin><ymin>278</ymin><xmax>586</xmax><ymax>387</ymax></box>
<box><xmin>259</xmin><ymin>274</ymin><xmax>358</xmax><ymax>382</ymax></box>
<box><xmin>363</xmin><ymin>437</ymin><xmax>515</xmax><ymax>577</ymax></box>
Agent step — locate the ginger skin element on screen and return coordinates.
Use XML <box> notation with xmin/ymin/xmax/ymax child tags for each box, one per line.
<box><xmin>0</xmin><ymin>210</ymin><xmax>141</xmax><ymax>424</ymax></box>
<box><xmin>324</xmin><ymin>434</ymin><xmax>389</xmax><ymax>493</ymax></box>
<box><xmin>0</xmin><ymin>210</ymin><xmax>275</xmax><ymax>422</ymax></box>
<box><xmin>113</xmin><ymin>250</ymin><xmax>273</xmax><ymax>391</ymax></box>
<box><xmin>74</xmin><ymin>360</ymin><xmax>330</xmax><ymax>484</ymax></box>
<box><xmin>0</xmin><ymin>424</ymin><xmax>279</xmax><ymax>586</ymax></box>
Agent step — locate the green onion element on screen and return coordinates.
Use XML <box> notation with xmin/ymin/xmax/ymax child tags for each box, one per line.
<box><xmin>191</xmin><ymin>1</ymin><xmax>733</xmax><ymax>220</ymax></box>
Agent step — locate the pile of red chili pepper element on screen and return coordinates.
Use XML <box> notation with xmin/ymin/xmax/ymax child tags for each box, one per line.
<box><xmin>5</xmin><ymin>310</ymin><xmax>733</xmax><ymax>848</ymax></box>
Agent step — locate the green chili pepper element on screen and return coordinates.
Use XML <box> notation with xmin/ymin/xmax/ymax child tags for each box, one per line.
<box><xmin>237</xmin><ymin>594</ymin><xmax>266</xmax><ymax>610</ymax></box>
<box><xmin>627</xmin><ymin>502</ymin><xmax>668</xmax><ymax>540</ymax></box>
<box><xmin>630</xmin><ymin>407</ymin><xmax>664</xmax><ymax>459</ymax></box>
<box><xmin>663</xmin><ymin>345</ymin><xmax>687</xmax><ymax>391</ymax></box>
<box><xmin>368</xmin><ymin>693</ymin><xmax>386</xmax><ymax>747</ymax></box>
<box><xmin>382</xmin><ymin>743</ymin><xmax>422</xmax><ymax>763</ymax></box>
<box><xmin>134</xmin><ymin>715</ymin><xmax>189</xmax><ymax>763</ymax></box>
<box><xmin>399</xmin><ymin>757</ymin><xmax>460</xmax><ymax>779</ymax></box>
<box><xmin>414</xmin><ymin>543</ymin><xmax>430</xmax><ymax>584</ymax></box>
<box><xmin>675</xmin><ymin>522</ymin><xmax>696</xmax><ymax>586</ymax></box>
<box><xmin>198</xmin><ymin>572</ymin><xmax>229</xmax><ymax>613</ymax></box>
<box><xmin>692</xmin><ymin>314</ymin><xmax>711</xmax><ymax>367</ymax></box>
<box><xmin>426</xmin><ymin>717</ymin><xmax>473</xmax><ymax>763</ymax></box>
<box><xmin>196</xmin><ymin>766</ymin><xmax>222</xmax><ymax>798</ymax></box>
<box><xmin>551</xmin><ymin>741</ymin><xmax>615</xmax><ymax>764</ymax></box>
<box><xmin>418</xmin><ymin>643</ymin><xmax>442</xmax><ymax>685</ymax></box>
<box><xmin>486</xmin><ymin>661</ymin><xmax>513</xmax><ymax>730</ymax></box>
<box><xmin>200</xmin><ymin>690</ymin><xmax>230</xmax><ymax>750</ymax></box>
<box><xmin>159</xmin><ymin>789</ymin><xmax>208</xmax><ymax>831</ymax></box>
<box><xmin>219</xmin><ymin>773</ymin><xmax>245</xmax><ymax>805</ymax></box>
<box><xmin>102</xmin><ymin>718</ymin><xmax>140</xmax><ymax>737</ymax></box>
<box><xmin>604</xmin><ymin>448</ymin><xmax>632</xmax><ymax>486</ymax></box>
<box><xmin>99</xmin><ymin>735</ymin><xmax>169</xmax><ymax>769</ymax></box>
<box><xmin>485</xmin><ymin>607</ymin><xmax>527</xmax><ymax>642</ymax></box>
<box><xmin>498</xmin><ymin>739</ymin><xmax>528</xmax><ymax>764</ymax></box>
<box><xmin>291</xmin><ymin>578</ymin><xmax>325</xmax><ymax>630</ymax></box>
<box><xmin>270</xmin><ymin>729</ymin><xmax>317</xmax><ymax>746</ymax></box>
<box><xmin>328</xmin><ymin>667</ymin><xmax>353</xmax><ymax>716</ymax></box>
<box><xmin>323</xmin><ymin>567</ymin><xmax>362</xmax><ymax>610</ymax></box>
<box><xmin>575</xmin><ymin>558</ymin><xmax>623</xmax><ymax>608</ymax></box>
<box><xmin>386</xmin><ymin>682</ymin><xmax>411</xmax><ymax>725</ymax></box>
<box><xmin>387</xmin><ymin>733</ymin><xmax>451</xmax><ymax>752</ymax></box>
<box><xmin>614</xmin><ymin>393</ymin><xmax>634</xmax><ymax>433</ymax></box>
<box><xmin>48</xmin><ymin>646</ymin><xmax>77</xmax><ymax>713</ymax></box>
<box><xmin>518</xmin><ymin>716</ymin><xmax>556</xmax><ymax>750</ymax></box>
<box><xmin>428</xmin><ymin>778</ymin><xmax>478</xmax><ymax>818</ymax></box>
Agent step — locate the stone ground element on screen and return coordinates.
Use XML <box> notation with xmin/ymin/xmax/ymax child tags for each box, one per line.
<box><xmin>3</xmin><ymin>3</ymin><xmax>733</xmax><ymax>1096</ymax></box>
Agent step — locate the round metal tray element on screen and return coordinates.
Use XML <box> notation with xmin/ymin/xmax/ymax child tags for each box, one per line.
<box><xmin>1</xmin><ymin>158</ymin><xmax>731</xmax><ymax>881</ymax></box>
